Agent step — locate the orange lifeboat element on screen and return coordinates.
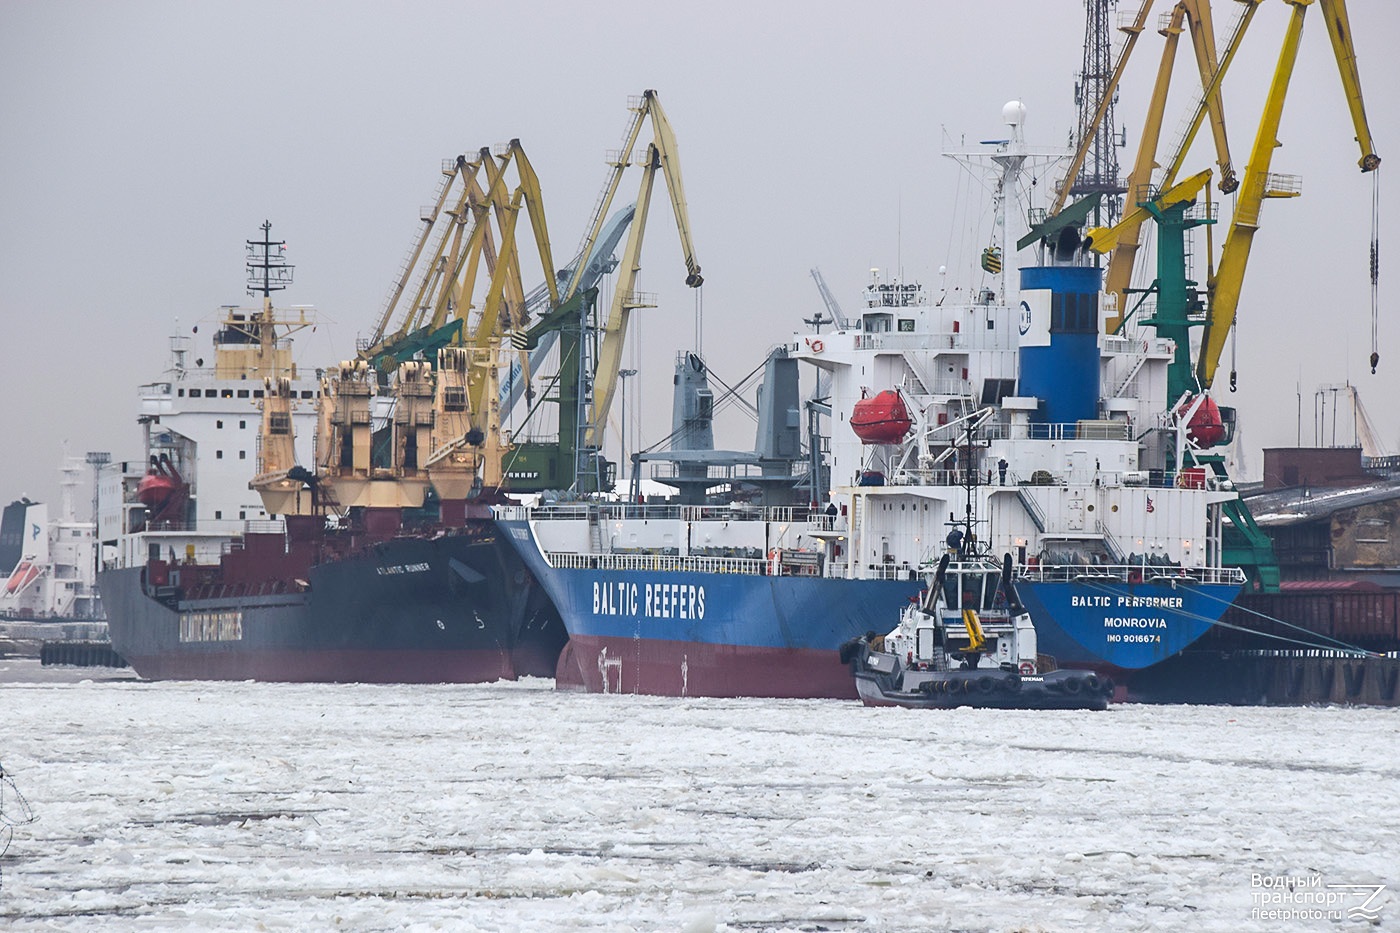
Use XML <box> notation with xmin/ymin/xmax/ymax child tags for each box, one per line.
<box><xmin>5</xmin><ymin>559</ymin><xmax>40</xmax><ymax>594</ymax></box>
<box><xmin>136</xmin><ymin>454</ymin><xmax>189</xmax><ymax>525</ymax></box>
<box><xmin>850</xmin><ymin>389</ymin><xmax>912</xmax><ymax>444</ymax></box>
<box><xmin>1178</xmin><ymin>395</ymin><xmax>1225</xmax><ymax>448</ymax></box>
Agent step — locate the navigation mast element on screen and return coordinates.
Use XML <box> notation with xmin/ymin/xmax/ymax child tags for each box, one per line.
<box><xmin>246</xmin><ymin>220</ymin><xmax>295</xmax><ymax>298</ymax></box>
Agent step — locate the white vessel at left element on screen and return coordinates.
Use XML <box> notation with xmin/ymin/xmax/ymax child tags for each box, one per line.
<box><xmin>1</xmin><ymin>457</ymin><xmax>103</xmax><ymax>621</ymax></box>
<box><xmin>99</xmin><ymin>222</ymin><xmax>319</xmax><ymax>565</ymax></box>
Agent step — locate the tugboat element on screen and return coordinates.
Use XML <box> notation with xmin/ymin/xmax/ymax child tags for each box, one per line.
<box><xmin>844</xmin><ymin>553</ymin><xmax>1113</xmax><ymax>711</ymax></box>
<box><xmin>842</xmin><ymin>427</ymin><xmax>1113</xmax><ymax>711</ymax></box>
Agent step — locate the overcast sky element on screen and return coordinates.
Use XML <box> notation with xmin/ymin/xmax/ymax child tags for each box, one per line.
<box><xmin>2</xmin><ymin>0</ymin><xmax>1397</xmax><ymax>511</ymax></box>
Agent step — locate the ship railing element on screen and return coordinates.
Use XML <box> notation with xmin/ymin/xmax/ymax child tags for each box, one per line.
<box><xmin>243</xmin><ymin>520</ymin><xmax>286</xmax><ymax>535</ymax></box>
<box><xmin>863</xmin><ymin>562</ymin><xmax>919</xmax><ymax>581</ymax></box>
<box><xmin>974</xmin><ymin>421</ymin><xmax>1133</xmax><ymax>443</ymax></box>
<box><xmin>545</xmin><ymin>551</ymin><xmax>767</xmax><ymax>576</ymax></box>
<box><xmin>648</xmin><ymin>461</ymin><xmax>807</xmax><ymax>482</ymax></box>
<box><xmin>1020</xmin><ymin>563</ymin><xmax>1246</xmax><ymax>586</ymax></box>
<box><xmin>850</xmin><ymin>331</ymin><xmax>967</xmax><ymax>352</ymax></box>
<box><xmin>501</xmin><ymin>503</ymin><xmax>818</xmax><ymax>524</ymax></box>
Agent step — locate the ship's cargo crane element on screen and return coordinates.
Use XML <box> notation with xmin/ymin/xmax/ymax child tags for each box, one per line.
<box><xmin>809</xmin><ymin>267</ymin><xmax>850</xmax><ymax>330</ymax></box>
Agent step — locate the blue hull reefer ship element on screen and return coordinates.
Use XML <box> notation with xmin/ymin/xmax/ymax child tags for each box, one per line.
<box><xmin>500</xmin><ymin>102</ymin><xmax>1248</xmax><ymax>698</ymax></box>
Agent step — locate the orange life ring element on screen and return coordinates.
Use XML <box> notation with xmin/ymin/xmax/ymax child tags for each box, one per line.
<box><xmin>1018</xmin><ymin>661</ymin><xmax>1035</xmax><ymax>675</ymax></box>
<box><xmin>810</xmin><ymin>339</ymin><xmax>824</xmax><ymax>353</ymax></box>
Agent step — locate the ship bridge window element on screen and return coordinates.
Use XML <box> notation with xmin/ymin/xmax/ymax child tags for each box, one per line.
<box><xmin>239</xmin><ymin>420</ymin><xmax>246</xmax><ymax>429</ymax></box>
<box><xmin>863</xmin><ymin>313</ymin><xmax>893</xmax><ymax>333</ymax></box>
<box><xmin>178</xmin><ymin>389</ymin><xmax>185</xmax><ymax>397</ymax></box>
<box><xmin>898</xmin><ymin>319</ymin><xmax>915</xmax><ymax>332</ymax></box>
<box><xmin>253</xmin><ymin>389</ymin><xmax>264</xmax><ymax>398</ymax></box>
<box><xmin>300</xmin><ymin>391</ymin><xmax>313</xmax><ymax>399</ymax></box>
<box><xmin>216</xmin><ymin>420</ymin><xmax>224</xmax><ymax>429</ymax></box>
<box><xmin>221</xmin><ymin>389</ymin><xmax>234</xmax><ymax>398</ymax></box>
<box><xmin>237</xmin><ymin>389</ymin><xmax>250</xmax><ymax>398</ymax></box>
<box><xmin>216</xmin><ymin>450</ymin><xmax>223</xmax><ymax>459</ymax></box>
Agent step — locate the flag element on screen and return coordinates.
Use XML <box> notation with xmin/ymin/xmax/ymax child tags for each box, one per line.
<box><xmin>1146</xmin><ymin>496</ymin><xmax>1155</xmax><ymax>513</ymax></box>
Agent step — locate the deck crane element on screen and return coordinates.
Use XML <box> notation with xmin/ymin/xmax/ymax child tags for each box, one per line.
<box><xmin>567</xmin><ymin>90</ymin><xmax>703</xmax><ymax>458</ymax></box>
<box><xmin>809</xmin><ymin>267</ymin><xmax>850</xmax><ymax>329</ymax></box>
<box><xmin>1100</xmin><ymin>0</ymin><xmax>1252</xmax><ymax>332</ymax></box>
<box><xmin>1196</xmin><ymin>0</ymin><xmax>1381</xmax><ymax>390</ymax></box>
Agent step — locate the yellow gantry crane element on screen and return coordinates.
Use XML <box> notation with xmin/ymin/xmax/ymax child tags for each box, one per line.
<box><xmin>1098</xmin><ymin>0</ymin><xmax>1253</xmax><ymax>332</ymax></box>
<box><xmin>360</xmin><ymin>140</ymin><xmax>557</xmax><ymax>386</ymax></box>
<box><xmin>344</xmin><ymin>140</ymin><xmax>559</xmax><ymax>493</ymax></box>
<box><xmin>1196</xmin><ymin>0</ymin><xmax>1381</xmax><ymax>389</ymax></box>
<box><xmin>571</xmin><ymin>89</ymin><xmax>703</xmax><ymax>452</ymax></box>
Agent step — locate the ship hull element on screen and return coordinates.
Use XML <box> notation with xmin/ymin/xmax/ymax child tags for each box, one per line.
<box><xmin>1017</xmin><ymin>579</ymin><xmax>1243</xmax><ymax>670</ymax></box>
<box><xmin>501</xmin><ymin>516</ymin><xmax>1243</xmax><ymax>696</ymax></box>
<box><xmin>101</xmin><ymin>532</ymin><xmax>566</xmax><ymax>684</ymax></box>
<box><xmin>500</xmin><ymin>519</ymin><xmax>923</xmax><ymax>698</ymax></box>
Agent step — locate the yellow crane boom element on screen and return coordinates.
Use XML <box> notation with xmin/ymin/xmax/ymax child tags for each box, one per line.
<box><xmin>1197</xmin><ymin>0</ymin><xmax>1381</xmax><ymax>389</ymax></box>
<box><xmin>1104</xmin><ymin>0</ymin><xmax>1251</xmax><ymax>332</ymax></box>
<box><xmin>1051</xmin><ymin>0</ymin><xmax>1155</xmax><ymax>219</ymax></box>
<box><xmin>577</xmin><ymin>90</ymin><xmax>703</xmax><ymax>450</ymax></box>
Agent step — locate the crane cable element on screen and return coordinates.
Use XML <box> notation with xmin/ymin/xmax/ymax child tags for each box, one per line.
<box><xmin>1370</xmin><ymin>170</ymin><xmax>1381</xmax><ymax>374</ymax></box>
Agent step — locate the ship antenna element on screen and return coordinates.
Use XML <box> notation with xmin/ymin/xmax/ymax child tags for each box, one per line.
<box><xmin>246</xmin><ymin>220</ymin><xmax>294</xmax><ymax>299</ymax></box>
<box><xmin>960</xmin><ymin>414</ymin><xmax>983</xmax><ymax>557</ymax></box>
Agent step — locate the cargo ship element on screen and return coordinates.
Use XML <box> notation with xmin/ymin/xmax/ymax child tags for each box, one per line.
<box><xmin>99</xmin><ymin>225</ymin><xmax>565</xmax><ymax>682</ymax></box>
<box><xmin>2</xmin><ymin>458</ymin><xmax>102</xmax><ymax>622</ymax></box>
<box><xmin>497</xmin><ymin>103</ymin><xmax>1248</xmax><ymax>698</ymax></box>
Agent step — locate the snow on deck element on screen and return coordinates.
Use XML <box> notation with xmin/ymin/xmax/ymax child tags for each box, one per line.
<box><xmin>1</xmin><ymin>661</ymin><xmax>1396</xmax><ymax>931</ymax></box>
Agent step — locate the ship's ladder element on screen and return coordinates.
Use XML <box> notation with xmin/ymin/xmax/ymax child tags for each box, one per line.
<box><xmin>1016</xmin><ymin>486</ymin><xmax>1046</xmax><ymax>533</ymax></box>
<box><xmin>1112</xmin><ymin>349</ymin><xmax>1150</xmax><ymax>398</ymax></box>
<box><xmin>588</xmin><ymin>511</ymin><xmax>604</xmax><ymax>555</ymax></box>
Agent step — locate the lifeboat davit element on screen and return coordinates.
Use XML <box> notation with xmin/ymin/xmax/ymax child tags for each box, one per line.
<box><xmin>5</xmin><ymin>560</ymin><xmax>40</xmax><ymax>595</ymax></box>
<box><xmin>850</xmin><ymin>389</ymin><xmax>912</xmax><ymax>444</ymax></box>
<box><xmin>1178</xmin><ymin>395</ymin><xmax>1225</xmax><ymax>448</ymax></box>
<box><xmin>136</xmin><ymin>454</ymin><xmax>188</xmax><ymax>523</ymax></box>
<box><xmin>137</xmin><ymin>471</ymin><xmax>182</xmax><ymax>513</ymax></box>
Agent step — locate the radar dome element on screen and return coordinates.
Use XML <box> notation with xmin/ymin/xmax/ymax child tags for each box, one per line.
<box><xmin>1002</xmin><ymin>100</ymin><xmax>1027</xmax><ymax>127</ymax></box>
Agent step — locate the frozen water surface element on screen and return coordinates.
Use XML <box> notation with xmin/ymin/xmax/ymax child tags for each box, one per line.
<box><xmin>1</xmin><ymin>661</ymin><xmax>1397</xmax><ymax>932</ymax></box>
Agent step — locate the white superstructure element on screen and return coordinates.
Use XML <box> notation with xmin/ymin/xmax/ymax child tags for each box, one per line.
<box><xmin>1</xmin><ymin>458</ymin><xmax>102</xmax><ymax>619</ymax></box>
<box><xmin>99</xmin><ymin>302</ymin><xmax>321</xmax><ymax>569</ymax></box>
